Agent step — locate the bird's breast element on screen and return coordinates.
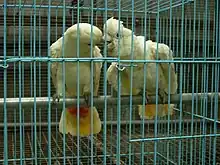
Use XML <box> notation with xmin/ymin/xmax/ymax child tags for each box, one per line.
<box><xmin>64</xmin><ymin>63</ymin><xmax>91</xmax><ymax>96</ymax></box>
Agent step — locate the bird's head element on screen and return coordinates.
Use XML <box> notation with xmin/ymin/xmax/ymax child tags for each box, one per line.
<box><xmin>66</xmin><ymin>23</ymin><xmax>103</xmax><ymax>47</ymax></box>
<box><xmin>102</xmin><ymin>17</ymin><xmax>135</xmax><ymax>59</ymax></box>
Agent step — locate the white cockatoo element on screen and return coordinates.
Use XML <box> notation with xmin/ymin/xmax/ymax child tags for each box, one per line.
<box><xmin>50</xmin><ymin>23</ymin><xmax>103</xmax><ymax>136</ymax></box>
<box><xmin>104</xmin><ymin>17</ymin><xmax>178</xmax><ymax>119</ymax></box>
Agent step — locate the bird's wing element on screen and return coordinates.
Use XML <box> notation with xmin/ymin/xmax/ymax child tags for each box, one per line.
<box><xmin>93</xmin><ymin>46</ymin><xmax>103</xmax><ymax>96</ymax></box>
<box><xmin>50</xmin><ymin>37</ymin><xmax>62</xmax><ymax>91</ymax></box>
<box><xmin>147</xmin><ymin>40</ymin><xmax>178</xmax><ymax>94</ymax></box>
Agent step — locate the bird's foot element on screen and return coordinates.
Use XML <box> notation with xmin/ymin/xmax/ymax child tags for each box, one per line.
<box><xmin>52</xmin><ymin>93</ymin><xmax>63</xmax><ymax>104</ymax></box>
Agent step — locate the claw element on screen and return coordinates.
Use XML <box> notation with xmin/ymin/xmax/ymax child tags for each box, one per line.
<box><xmin>52</xmin><ymin>93</ymin><xmax>63</xmax><ymax>104</ymax></box>
<box><xmin>83</xmin><ymin>93</ymin><xmax>91</xmax><ymax>107</ymax></box>
<box><xmin>145</xmin><ymin>94</ymin><xmax>149</xmax><ymax>104</ymax></box>
<box><xmin>87</xmin><ymin>135</ymin><xmax>92</xmax><ymax>141</ymax></box>
<box><xmin>139</xmin><ymin>90</ymin><xmax>149</xmax><ymax>105</ymax></box>
<box><xmin>158</xmin><ymin>89</ymin><xmax>167</xmax><ymax>104</ymax></box>
<box><xmin>115</xmin><ymin>63</ymin><xmax>138</xmax><ymax>72</ymax></box>
<box><xmin>115</xmin><ymin>63</ymin><xmax>126</xmax><ymax>71</ymax></box>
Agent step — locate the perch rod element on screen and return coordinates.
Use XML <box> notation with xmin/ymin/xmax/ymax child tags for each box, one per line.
<box><xmin>0</xmin><ymin>93</ymin><xmax>219</xmax><ymax>109</ymax></box>
<box><xmin>0</xmin><ymin>119</ymin><xmax>203</xmax><ymax>128</ymax></box>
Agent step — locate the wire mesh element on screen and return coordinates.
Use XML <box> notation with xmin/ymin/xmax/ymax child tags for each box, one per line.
<box><xmin>0</xmin><ymin>0</ymin><xmax>220</xmax><ymax>164</ymax></box>
<box><xmin>1</xmin><ymin>124</ymin><xmax>220</xmax><ymax>164</ymax></box>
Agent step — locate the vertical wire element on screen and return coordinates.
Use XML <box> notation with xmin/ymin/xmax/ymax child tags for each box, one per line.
<box><xmin>202</xmin><ymin>1</ymin><xmax>208</xmax><ymax>164</ymax></box>
<box><xmin>21</xmin><ymin>5</ymin><xmax>26</xmax><ymax>161</ymax></box>
<box><xmin>159</xmin><ymin>17</ymin><xmax>164</xmax><ymax>159</ymax></box>
<box><xmin>140</xmin><ymin>0</ymin><xmax>148</xmax><ymax>164</ymax></box>
<box><xmin>183</xmin><ymin>17</ymin><xmax>187</xmax><ymax>94</ymax></box>
<box><xmin>3</xmin><ymin>0</ymin><xmax>8</xmax><ymax>164</ymax></box>
<box><xmin>103</xmin><ymin>0</ymin><xmax>108</xmax><ymax>163</ymax></box>
<box><xmin>175</xmin><ymin>18</ymin><xmax>179</xmax><ymax>151</ymax></box>
<box><xmin>183</xmin><ymin>15</ymin><xmax>187</xmax><ymax>163</ymax></box>
<box><xmin>207</xmin><ymin>9</ymin><xmax>211</xmax><ymax>165</ymax></box>
<box><xmin>33</xmin><ymin>0</ymin><xmax>37</xmax><ymax>163</ymax></box>
<box><xmin>126</xmin><ymin>15</ymin><xmax>135</xmax><ymax>165</ymax></box>
<box><xmin>13</xmin><ymin>2</ymin><xmax>17</xmax><ymax>164</ymax></box>
<box><xmin>148</xmin><ymin>15</ymin><xmax>151</xmax><ymax>40</ymax></box>
<box><xmin>208</xmin><ymin>9</ymin><xmax>214</xmax><ymax>165</ymax></box>
<box><xmin>89</xmin><ymin>0</ymin><xmax>94</xmax><ymax>163</ymax></box>
<box><xmin>178</xmin><ymin>0</ymin><xmax>185</xmax><ymax>164</ymax></box>
<box><xmin>184</xmin><ymin>15</ymin><xmax>188</xmax><ymax>165</ymax></box>
<box><xmin>187</xmin><ymin>17</ymin><xmax>191</xmax><ymax>95</ymax></box>
<box><xmin>132</xmin><ymin>16</ymin><xmax>136</xmax><ymax>164</ymax></box>
<box><xmin>47</xmin><ymin>0</ymin><xmax>52</xmax><ymax>164</ymax></box>
<box><xmin>38</xmin><ymin>8</ymin><xmax>42</xmax><ymax>165</ymax></box>
<box><xmin>128</xmin><ymin>0</ymin><xmax>135</xmax><ymax>164</ymax></box>
<box><xmin>194</xmin><ymin>12</ymin><xmax>201</xmax><ymax>165</ymax></box>
<box><xmin>166</xmin><ymin>17</ymin><xmax>168</xmax><ymax>44</ymax></box>
<box><xmin>154</xmin><ymin>0</ymin><xmax>160</xmax><ymax>164</ymax></box>
<box><xmin>209</xmin><ymin>4</ymin><xmax>216</xmax><ymax>165</ymax></box>
<box><xmin>116</xmin><ymin>1</ymin><xmax>122</xmax><ymax>164</ymax></box>
<box><xmin>190</xmin><ymin>1</ymin><xmax>196</xmax><ymax>164</ymax></box>
<box><xmin>61</xmin><ymin>0</ymin><xmax>66</xmax><ymax>164</ymax></box>
<box><xmin>18</xmin><ymin>0</ymin><xmax>23</xmax><ymax>164</ymax></box>
<box><xmin>173</xmin><ymin>19</ymin><xmax>178</xmax><ymax>163</ymax></box>
<box><xmin>76</xmin><ymin>1</ymin><xmax>81</xmax><ymax>164</ymax></box>
<box><xmin>166</xmin><ymin>0</ymin><xmax>173</xmax><ymax>163</ymax></box>
<box><xmin>54</xmin><ymin>4</ymin><xmax>59</xmax><ymax>163</ymax></box>
<box><xmin>183</xmin><ymin>12</ymin><xmax>187</xmax><ymax>165</ymax></box>
<box><xmin>199</xmin><ymin>12</ymin><xmax>203</xmax><ymax>165</ymax></box>
<box><xmin>212</xmin><ymin>0</ymin><xmax>219</xmax><ymax>164</ymax></box>
<box><xmin>30</xmin><ymin>10</ymin><xmax>34</xmax><ymax>163</ymax></box>
<box><xmin>162</xmin><ymin>18</ymin><xmax>165</xmax><ymax>43</ymax></box>
<box><xmin>186</xmin><ymin>16</ymin><xmax>192</xmax><ymax>165</ymax></box>
<box><xmin>172</xmin><ymin>17</ymin><xmax>176</xmax><ymax>162</ymax></box>
<box><xmin>116</xmin><ymin>0</ymin><xmax>121</xmax><ymax>165</ymax></box>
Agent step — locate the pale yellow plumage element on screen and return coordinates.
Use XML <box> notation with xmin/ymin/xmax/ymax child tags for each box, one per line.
<box><xmin>50</xmin><ymin>23</ymin><xmax>103</xmax><ymax>137</ymax></box>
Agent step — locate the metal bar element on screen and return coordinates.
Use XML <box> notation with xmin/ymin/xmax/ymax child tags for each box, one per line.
<box><xmin>3</xmin><ymin>0</ymin><xmax>8</xmax><ymax>163</ymax></box>
<box><xmin>0</xmin><ymin>93</ymin><xmax>219</xmax><ymax>108</ymax></box>
<box><xmin>0</xmin><ymin>1</ymin><xmax>194</xmax><ymax>14</ymax></box>
<box><xmin>3</xmin><ymin>57</ymin><xmax>220</xmax><ymax>63</ymax></box>
<box><xmin>0</xmin><ymin>119</ymin><xmax>205</xmax><ymax>128</ymax></box>
<box><xmin>130</xmin><ymin>133</ymin><xmax>220</xmax><ymax>142</ymax></box>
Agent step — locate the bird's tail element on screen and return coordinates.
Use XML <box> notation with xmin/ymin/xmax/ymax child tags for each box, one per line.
<box><xmin>138</xmin><ymin>104</ymin><xmax>175</xmax><ymax>119</ymax></box>
<box><xmin>59</xmin><ymin>106</ymin><xmax>102</xmax><ymax>137</ymax></box>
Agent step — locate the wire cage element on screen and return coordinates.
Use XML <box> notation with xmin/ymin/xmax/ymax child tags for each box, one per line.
<box><xmin>0</xmin><ymin>0</ymin><xmax>220</xmax><ymax>164</ymax></box>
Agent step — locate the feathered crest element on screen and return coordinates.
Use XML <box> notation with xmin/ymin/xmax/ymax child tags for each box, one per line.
<box><xmin>103</xmin><ymin>17</ymin><xmax>124</xmax><ymax>35</ymax></box>
<box><xmin>109</xmin><ymin>17</ymin><xmax>123</xmax><ymax>25</ymax></box>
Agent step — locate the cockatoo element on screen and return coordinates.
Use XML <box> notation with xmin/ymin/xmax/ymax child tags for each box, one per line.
<box><xmin>104</xmin><ymin>17</ymin><xmax>178</xmax><ymax>119</ymax></box>
<box><xmin>50</xmin><ymin>23</ymin><xmax>103</xmax><ymax>136</ymax></box>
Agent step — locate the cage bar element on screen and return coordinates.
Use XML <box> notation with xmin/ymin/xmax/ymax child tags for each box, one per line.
<box><xmin>0</xmin><ymin>92</ymin><xmax>219</xmax><ymax>109</ymax></box>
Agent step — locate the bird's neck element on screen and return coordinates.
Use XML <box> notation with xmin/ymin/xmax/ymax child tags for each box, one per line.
<box><xmin>120</xmin><ymin>40</ymin><xmax>144</xmax><ymax>61</ymax></box>
<box><xmin>64</xmin><ymin>39</ymin><xmax>93</xmax><ymax>58</ymax></box>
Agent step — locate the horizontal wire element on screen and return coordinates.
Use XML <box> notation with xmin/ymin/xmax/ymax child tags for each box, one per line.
<box><xmin>0</xmin><ymin>93</ymin><xmax>219</xmax><ymax>108</ymax></box>
<box><xmin>1</xmin><ymin>57</ymin><xmax>220</xmax><ymax>64</ymax></box>
<box><xmin>130</xmin><ymin>133</ymin><xmax>220</xmax><ymax>142</ymax></box>
<box><xmin>1</xmin><ymin>0</ymin><xmax>194</xmax><ymax>14</ymax></box>
<box><xmin>0</xmin><ymin>119</ymin><xmax>204</xmax><ymax>128</ymax></box>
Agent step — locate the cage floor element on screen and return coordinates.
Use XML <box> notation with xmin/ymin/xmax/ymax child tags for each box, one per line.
<box><xmin>0</xmin><ymin>125</ymin><xmax>220</xmax><ymax>165</ymax></box>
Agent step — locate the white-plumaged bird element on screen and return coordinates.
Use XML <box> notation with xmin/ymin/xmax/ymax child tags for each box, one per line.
<box><xmin>104</xmin><ymin>17</ymin><xmax>178</xmax><ymax>119</ymax></box>
<box><xmin>50</xmin><ymin>23</ymin><xmax>103</xmax><ymax>136</ymax></box>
